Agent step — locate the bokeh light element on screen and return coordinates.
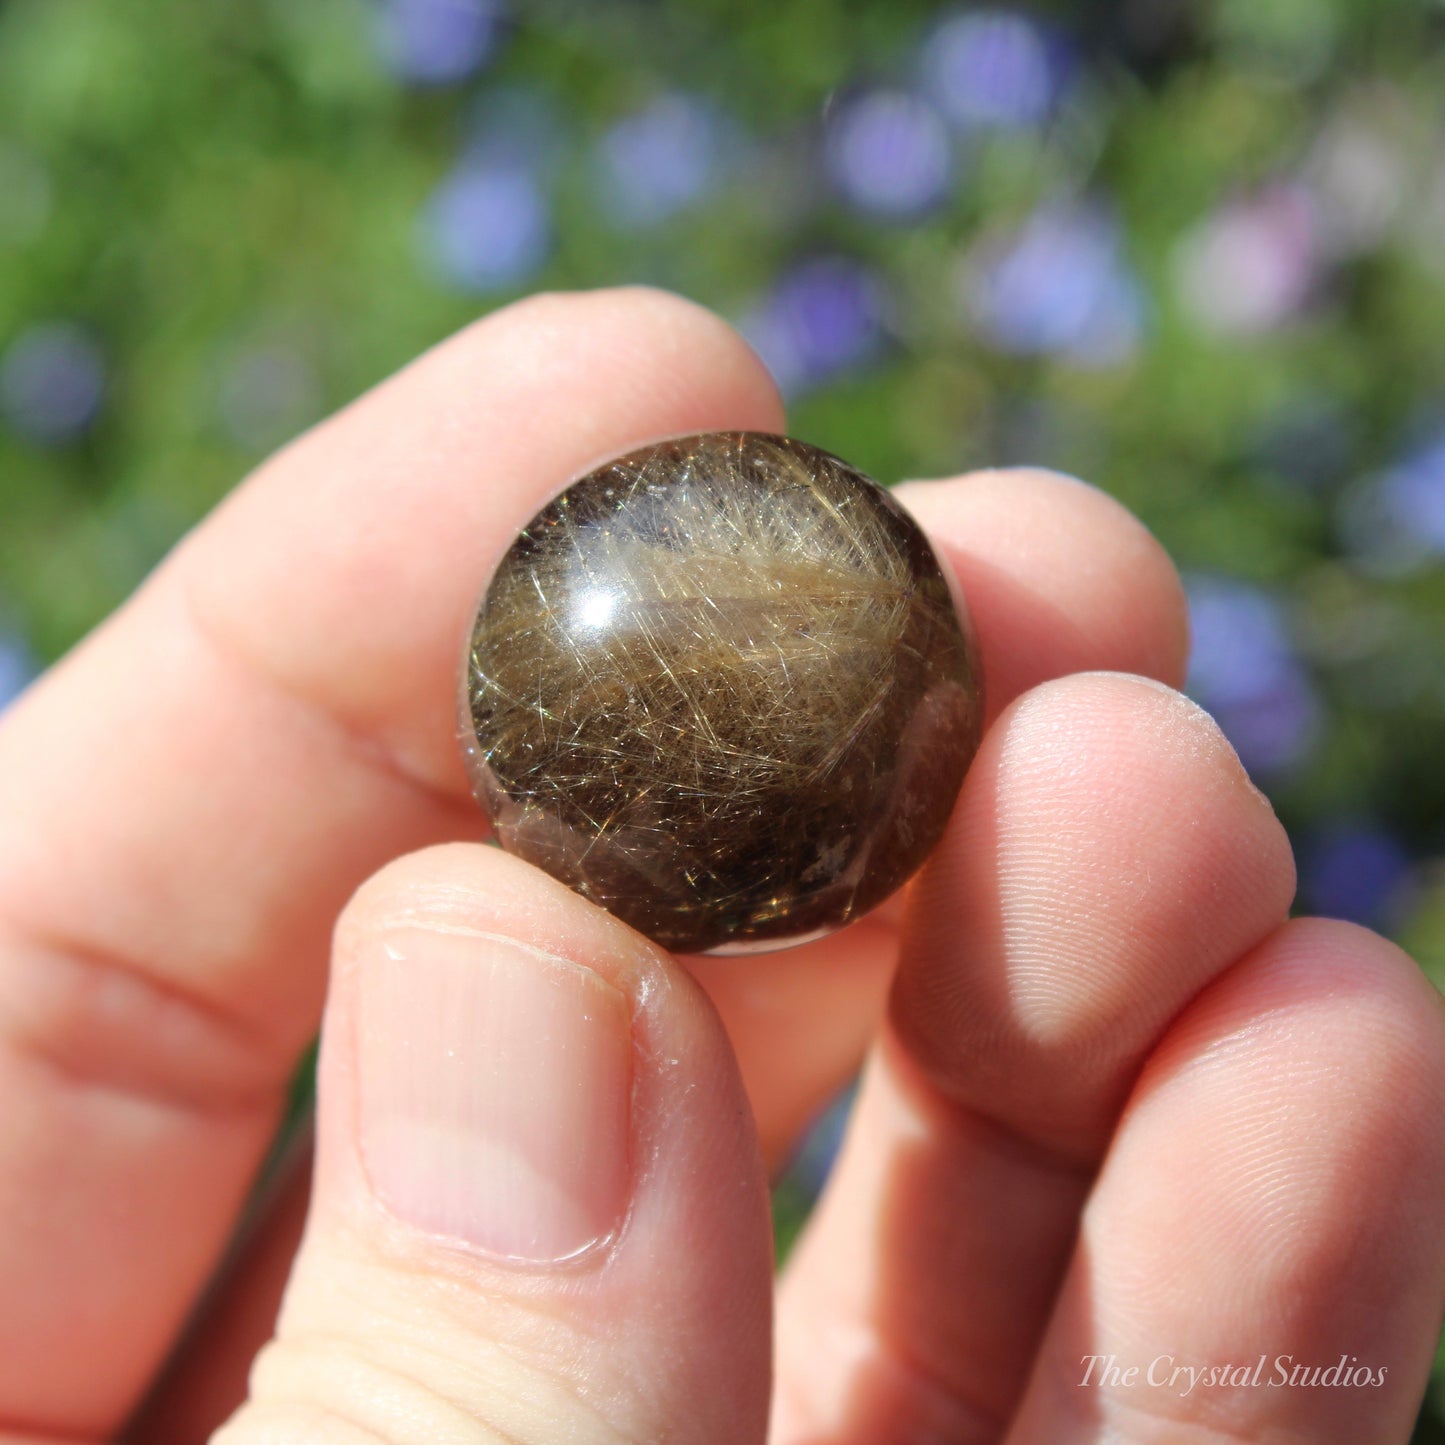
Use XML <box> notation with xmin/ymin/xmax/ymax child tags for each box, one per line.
<box><xmin>960</xmin><ymin>200</ymin><xmax>1145</xmax><ymax>365</ymax></box>
<box><xmin>740</xmin><ymin>256</ymin><xmax>889</xmax><ymax>397</ymax></box>
<box><xmin>919</xmin><ymin>8</ymin><xmax>1065</xmax><ymax>131</ymax></box>
<box><xmin>823</xmin><ymin>88</ymin><xmax>953</xmax><ymax>221</ymax></box>
<box><xmin>596</xmin><ymin>93</ymin><xmax>729</xmax><ymax>228</ymax></box>
<box><xmin>1338</xmin><ymin>429</ymin><xmax>1445</xmax><ymax>578</ymax></box>
<box><xmin>1301</xmin><ymin>821</ymin><xmax>1415</xmax><ymax>931</ymax></box>
<box><xmin>0</xmin><ymin>322</ymin><xmax>106</xmax><ymax>447</ymax></box>
<box><xmin>1301</xmin><ymin>108</ymin><xmax>1406</xmax><ymax>260</ymax></box>
<box><xmin>1174</xmin><ymin>185</ymin><xmax>1320</xmax><ymax>337</ymax></box>
<box><xmin>1379</xmin><ymin>432</ymin><xmax>1445</xmax><ymax>558</ymax></box>
<box><xmin>420</xmin><ymin>159</ymin><xmax>550</xmax><ymax>292</ymax></box>
<box><xmin>1185</xmin><ymin>574</ymin><xmax>1322</xmax><ymax>777</ymax></box>
<box><xmin>374</xmin><ymin>0</ymin><xmax>508</xmax><ymax>86</ymax></box>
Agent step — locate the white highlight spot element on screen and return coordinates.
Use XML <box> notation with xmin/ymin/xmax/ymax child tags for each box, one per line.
<box><xmin>574</xmin><ymin>588</ymin><xmax>620</xmax><ymax>630</ymax></box>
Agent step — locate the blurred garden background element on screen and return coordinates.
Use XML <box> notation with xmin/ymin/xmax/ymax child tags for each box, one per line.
<box><xmin>2</xmin><ymin>0</ymin><xmax>1445</xmax><ymax>1432</ymax></box>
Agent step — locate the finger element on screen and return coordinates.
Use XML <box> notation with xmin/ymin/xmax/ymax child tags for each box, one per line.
<box><xmin>773</xmin><ymin>673</ymin><xmax>1297</xmax><ymax>1443</ymax></box>
<box><xmin>684</xmin><ymin>915</ymin><xmax>896</xmax><ymax>1170</ymax></box>
<box><xmin>216</xmin><ymin>844</ymin><xmax>772</xmax><ymax>1445</ymax></box>
<box><xmin>0</xmin><ymin>287</ymin><xmax>783</xmax><ymax>1436</ymax></box>
<box><xmin>693</xmin><ymin>467</ymin><xmax>1191</xmax><ymax>1168</ymax></box>
<box><xmin>895</xmin><ymin>470</ymin><xmax>1190</xmax><ymax>723</ymax></box>
<box><xmin>1007</xmin><ymin>918</ymin><xmax>1445</xmax><ymax>1443</ymax></box>
<box><xmin>122</xmin><ymin>1140</ymin><xmax>312</xmax><ymax>1445</ymax></box>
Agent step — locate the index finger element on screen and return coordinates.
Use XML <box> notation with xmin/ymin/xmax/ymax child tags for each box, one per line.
<box><xmin>0</xmin><ymin>286</ymin><xmax>785</xmax><ymax>1437</ymax></box>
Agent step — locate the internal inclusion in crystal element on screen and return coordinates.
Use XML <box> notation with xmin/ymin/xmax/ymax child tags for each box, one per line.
<box><xmin>461</xmin><ymin>431</ymin><xmax>984</xmax><ymax>954</ymax></box>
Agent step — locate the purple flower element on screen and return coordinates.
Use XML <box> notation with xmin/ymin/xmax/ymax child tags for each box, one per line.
<box><xmin>920</xmin><ymin>9</ymin><xmax>1066</xmax><ymax>131</ymax></box>
<box><xmin>0</xmin><ymin>322</ymin><xmax>106</xmax><ymax>446</ymax></box>
<box><xmin>421</xmin><ymin>161</ymin><xmax>550</xmax><ymax>292</ymax></box>
<box><xmin>740</xmin><ymin>257</ymin><xmax>889</xmax><ymax>397</ymax></box>
<box><xmin>597</xmin><ymin>93</ymin><xmax>728</xmax><ymax>228</ymax></box>
<box><xmin>823</xmin><ymin>88</ymin><xmax>953</xmax><ymax>221</ymax></box>
<box><xmin>961</xmin><ymin>202</ymin><xmax>1145</xmax><ymax>366</ymax></box>
<box><xmin>1300</xmin><ymin>823</ymin><xmax>1413</xmax><ymax>930</ymax></box>
<box><xmin>374</xmin><ymin>0</ymin><xmax>506</xmax><ymax>87</ymax></box>
<box><xmin>1185</xmin><ymin>574</ymin><xmax>1322</xmax><ymax>776</ymax></box>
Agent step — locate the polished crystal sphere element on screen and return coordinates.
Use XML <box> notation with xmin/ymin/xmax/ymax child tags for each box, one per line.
<box><xmin>461</xmin><ymin>432</ymin><xmax>983</xmax><ymax>954</ymax></box>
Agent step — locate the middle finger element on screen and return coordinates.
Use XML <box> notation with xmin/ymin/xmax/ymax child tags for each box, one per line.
<box><xmin>772</xmin><ymin>672</ymin><xmax>1297</xmax><ymax>1443</ymax></box>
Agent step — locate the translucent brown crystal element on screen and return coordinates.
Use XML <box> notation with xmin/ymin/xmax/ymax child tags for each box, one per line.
<box><xmin>461</xmin><ymin>432</ymin><xmax>983</xmax><ymax>954</ymax></box>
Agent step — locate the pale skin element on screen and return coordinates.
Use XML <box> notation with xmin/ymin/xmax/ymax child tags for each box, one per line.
<box><xmin>0</xmin><ymin>287</ymin><xmax>1441</xmax><ymax>1444</ymax></box>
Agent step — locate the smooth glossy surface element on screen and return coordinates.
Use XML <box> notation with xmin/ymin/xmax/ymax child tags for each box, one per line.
<box><xmin>461</xmin><ymin>432</ymin><xmax>983</xmax><ymax>954</ymax></box>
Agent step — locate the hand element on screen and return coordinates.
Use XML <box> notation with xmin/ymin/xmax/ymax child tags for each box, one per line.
<box><xmin>1</xmin><ymin>289</ymin><xmax>1440</xmax><ymax>1445</ymax></box>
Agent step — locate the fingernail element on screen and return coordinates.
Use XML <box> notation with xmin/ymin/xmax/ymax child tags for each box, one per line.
<box><xmin>357</xmin><ymin>928</ymin><xmax>632</xmax><ymax>1263</ymax></box>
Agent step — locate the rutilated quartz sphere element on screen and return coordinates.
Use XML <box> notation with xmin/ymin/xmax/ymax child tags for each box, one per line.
<box><xmin>460</xmin><ymin>431</ymin><xmax>983</xmax><ymax>954</ymax></box>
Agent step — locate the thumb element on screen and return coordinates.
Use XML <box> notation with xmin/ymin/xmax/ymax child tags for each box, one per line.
<box><xmin>214</xmin><ymin>843</ymin><xmax>773</xmax><ymax>1445</ymax></box>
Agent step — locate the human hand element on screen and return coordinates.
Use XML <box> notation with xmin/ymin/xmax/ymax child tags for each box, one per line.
<box><xmin>1</xmin><ymin>289</ymin><xmax>1441</xmax><ymax>1444</ymax></box>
